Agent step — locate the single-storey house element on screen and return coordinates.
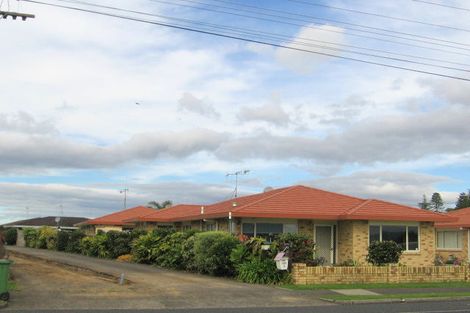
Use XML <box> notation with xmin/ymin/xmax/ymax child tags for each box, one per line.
<box><xmin>435</xmin><ymin>207</ymin><xmax>470</xmax><ymax>263</ymax></box>
<box><xmin>80</xmin><ymin>206</ymin><xmax>156</xmax><ymax>234</ymax></box>
<box><xmin>1</xmin><ymin>216</ymin><xmax>89</xmax><ymax>247</ymax></box>
<box><xmin>127</xmin><ymin>185</ymin><xmax>453</xmax><ymax>266</ymax></box>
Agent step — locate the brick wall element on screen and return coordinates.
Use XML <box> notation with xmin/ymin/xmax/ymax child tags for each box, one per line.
<box><xmin>337</xmin><ymin>221</ymin><xmax>354</xmax><ymax>263</ymax></box>
<box><xmin>292</xmin><ymin>263</ymin><xmax>470</xmax><ymax>285</ymax></box>
<box><xmin>436</xmin><ymin>229</ymin><xmax>468</xmax><ymax>263</ymax></box>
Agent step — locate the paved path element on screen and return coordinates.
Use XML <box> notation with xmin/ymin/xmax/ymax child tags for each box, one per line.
<box><xmin>6</xmin><ymin>247</ymin><xmax>331</xmax><ymax>310</ymax></box>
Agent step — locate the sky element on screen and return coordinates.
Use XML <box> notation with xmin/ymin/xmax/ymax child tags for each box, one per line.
<box><xmin>1</xmin><ymin>0</ymin><xmax>470</xmax><ymax>224</ymax></box>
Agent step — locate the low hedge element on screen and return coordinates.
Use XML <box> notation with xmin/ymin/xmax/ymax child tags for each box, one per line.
<box><xmin>5</xmin><ymin>228</ymin><xmax>17</xmax><ymax>245</ymax></box>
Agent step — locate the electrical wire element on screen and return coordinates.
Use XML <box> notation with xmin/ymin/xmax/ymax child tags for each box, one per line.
<box><xmin>149</xmin><ymin>0</ymin><xmax>470</xmax><ymax>57</ymax></box>
<box><xmin>34</xmin><ymin>0</ymin><xmax>470</xmax><ymax>73</ymax></box>
<box><xmin>19</xmin><ymin>0</ymin><xmax>470</xmax><ymax>82</ymax></box>
<box><xmin>200</xmin><ymin>0</ymin><xmax>470</xmax><ymax>48</ymax></box>
<box><xmin>412</xmin><ymin>0</ymin><xmax>470</xmax><ymax>12</ymax></box>
<box><xmin>288</xmin><ymin>0</ymin><xmax>470</xmax><ymax>33</ymax></box>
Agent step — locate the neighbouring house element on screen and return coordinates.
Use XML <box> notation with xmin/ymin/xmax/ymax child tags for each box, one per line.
<box><xmin>435</xmin><ymin>207</ymin><xmax>470</xmax><ymax>263</ymax></box>
<box><xmin>127</xmin><ymin>185</ymin><xmax>454</xmax><ymax>266</ymax></box>
<box><xmin>80</xmin><ymin>206</ymin><xmax>156</xmax><ymax>234</ymax></box>
<box><xmin>1</xmin><ymin>216</ymin><xmax>89</xmax><ymax>247</ymax></box>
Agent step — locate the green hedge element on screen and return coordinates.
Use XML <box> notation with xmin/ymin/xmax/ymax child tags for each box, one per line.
<box><xmin>5</xmin><ymin>228</ymin><xmax>17</xmax><ymax>245</ymax></box>
<box><xmin>23</xmin><ymin>228</ymin><xmax>38</xmax><ymax>248</ymax></box>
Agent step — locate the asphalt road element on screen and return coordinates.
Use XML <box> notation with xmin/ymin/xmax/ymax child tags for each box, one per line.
<box><xmin>5</xmin><ymin>300</ymin><xmax>470</xmax><ymax>313</ymax></box>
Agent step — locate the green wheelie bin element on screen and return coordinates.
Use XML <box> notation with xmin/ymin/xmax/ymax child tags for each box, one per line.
<box><xmin>0</xmin><ymin>259</ymin><xmax>11</xmax><ymax>301</ymax></box>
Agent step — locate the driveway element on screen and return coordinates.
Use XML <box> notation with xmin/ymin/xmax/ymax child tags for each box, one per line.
<box><xmin>6</xmin><ymin>247</ymin><xmax>331</xmax><ymax>310</ymax></box>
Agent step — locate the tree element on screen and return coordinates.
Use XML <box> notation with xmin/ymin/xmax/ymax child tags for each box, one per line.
<box><xmin>146</xmin><ymin>200</ymin><xmax>172</xmax><ymax>209</ymax></box>
<box><xmin>418</xmin><ymin>194</ymin><xmax>431</xmax><ymax>210</ymax></box>
<box><xmin>455</xmin><ymin>191</ymin><xmax>470</xmax><ymax>210</ymax></box>
<box><xmin>430</xmin><ymin>192</ymin><xmax>444</xmax><ymax>212</ymax></box>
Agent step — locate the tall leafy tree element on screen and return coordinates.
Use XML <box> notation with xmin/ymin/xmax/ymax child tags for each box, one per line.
<box><xmin>430</xmin><ymin>192</ymin><xmax>444</xmax><ymax>212</ymax></box>
<box><xmin>147</xmin><ymin>200</ymin><xmax>173</xmax><ymax>210</ymax></box>
<box><xmin>455</xmin><ymin>191</ymin><xmax>470</xmax><ymax>210</ymax></box>
<box><xmin>418</xmin><ymin>194</ymin><xmax>431</xmax><ymax>210</ymax></box>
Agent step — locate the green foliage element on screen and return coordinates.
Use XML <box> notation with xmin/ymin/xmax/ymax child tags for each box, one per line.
<box><xmin>181</xmin><ymin>234</ymin><xmax>198</xmax><ymax>271</ymax></box>
<box><xmin>23</xmin><ymin>228</ymin><xmax>38</xmax><ymax>248</ymax></box>
<box><xmin>155</xmin><ymin>231</ymin><xmax>198</xmax><ymax>269</ymax></box>
<box><xmin>79</xmin><ymin>234</ymin><xmax>108</xmax><ymax>258</ymax></box>
<box><xmin>131</xmin><ymin>229</ymin><xmax>173</xmax><ymax>264</ymax></box>
<box><xmin>56</xmin><ymin>231</ymin><xmax>70</xmax><ymax>251</ymax></box>
<box><xmin>431</xmin><ymin>192</ymin><xmax>444</xmax><ymax>212</ymax></box>
<box><xmin>236</xmin><ymin>257</ymin><xmax>287</xmax><ymax>284</ymax></box>
<box><xmin>418</xmin><ymin>194</ymin><xmax>431</xmax><ymax>210</ymax></box>
<box><xmin>104</xmin><ymin>231</ymin><xmax>134</xmax><ymax>259</ymax></box>
<box><xmin>147</xmin><ymin>200</ymin><xmax>173</xmax><ymax>209</ymax></box>
<box><xmin>366</xmin><ymin>241</ymin><xmax>403</xmax><ymax>266</ymax></box>
<box><xmin>5</xmin><ymin>228</ymin><xmax>17</xmax><ymax>245</ymax></box>
<box><xmin>193</xmin><ymin>231</ymin><xmax>240</xmax><ymax>276</ymax></box>
<box><xmin>36</xmin><ymin>227</ymin><xmax>58</xmax><ymax>250</ymax></box>
<box><xmin>65</xmin><ymin>230</ymin><xmax>86</xmax><ymax>253</ymax></box>
<box><xmin>273</xmin><ymin>233</ymin><xmax>315</xmax><ymax>263</ymax></box>
<box><xmin>455</xmin><ymin>191</ymin><xmax>470</xmax><ymax>210</ymax></box>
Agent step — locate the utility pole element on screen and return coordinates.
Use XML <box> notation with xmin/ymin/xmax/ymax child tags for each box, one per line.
<box><xmin>226</xmin><ymin>170</ymin><xmax>250</xmax><ymax>198</ymax></box>
<box><xmin>120</xmin><ymin>188</ymin><xmax>129</xmax><ymax>210</ymax></box>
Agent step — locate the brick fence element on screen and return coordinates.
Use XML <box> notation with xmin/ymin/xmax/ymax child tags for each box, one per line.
<box><xmin>292</xmin><ymin>263</ymin><xmax>470</xmax><ymax>285</ymax></box>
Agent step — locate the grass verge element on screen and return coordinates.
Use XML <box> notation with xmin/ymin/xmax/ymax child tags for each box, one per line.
<box><xmin>282</xmin><ymin>281</ymin><xmax>470</xmax><ymax>290</ymax></box>
<box><xmin>321</xmin><ymin>292</ymin><xmax>470</xmax><ymax>301</ymax></box>
<box><xmin>8</xmin><ymin>281</ymin><xmax>17</xmax><ymax>291</ymax></box>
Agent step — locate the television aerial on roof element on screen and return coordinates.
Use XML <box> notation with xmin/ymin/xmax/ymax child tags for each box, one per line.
<box><xmin>226</xmin><ymin>169</ymin><xmax>250</xmax><ymax>198</ymax></box>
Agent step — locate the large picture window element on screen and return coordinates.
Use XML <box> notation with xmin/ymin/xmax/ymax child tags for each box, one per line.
<box><xmin>241</xmin><ymin>222</ymin><xmax>295</xmax><ymax>242</ymax></box>
<box><xmin>437</xmin><ymin>230</ymin><xmax>462</xmax><ymax>249</ymax></box>
<box><xmin>369</xmin><ymin>224</ymin><xmax>420</xmax><ymax>251</ymax></box>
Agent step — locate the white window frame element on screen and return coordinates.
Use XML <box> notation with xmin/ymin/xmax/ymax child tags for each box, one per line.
<box><xmin>368</xmin><ymin>222</ymin><xmax>420</xmax><ymax>252</ymax></box>
<box><xmin>436</xmin><ymin>229</ymin><xmax>463</xmax><ymax>250</ymax></box>
<box><xmin>241</xmin><ymin>219</ymin><xmax>298</xmax><ymax>238</ymax></box>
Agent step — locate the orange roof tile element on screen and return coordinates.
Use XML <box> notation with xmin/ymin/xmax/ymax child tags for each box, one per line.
<box><xmin>86</xmin><ymin>206</ymin><xmax>156</xmax><ymax>226</ymax></box>
<box><xmin>435</xmin><ymin>207</ymin><xmax>470</xmax><ymax>228</ymax></box>
<box><xmin>130</xmin><ymin>185</ymin><xmax>454</xmax><ymax>223</ymax></box>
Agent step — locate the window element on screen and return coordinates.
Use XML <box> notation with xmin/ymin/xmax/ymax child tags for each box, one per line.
<box><xmin>241</xmin><ymin>222</ymin><xmax>289</xmax><ymax>242</ymax></box>
<box><xmin>182</xmin><ymin>225</ymin><xmax>191</xmax><ymax>231</ymax></box>
<box><xmin>437</xmin><ymin>231</ymin><xmax>462</xmax><ymax>249</ymax></box>
<box><xmin>203</xmin><ymin>223</ymin><xmax>216</xmax><ymax>231</ymax></box>
<box><xmin>369</xmin><ymin>224</ymin><xmax>420</xmax><ymax>251</ymax></box>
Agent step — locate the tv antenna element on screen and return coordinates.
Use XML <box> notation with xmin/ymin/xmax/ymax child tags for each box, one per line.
<box><xmin>120</xmin><ymin>188</ymin><xmax>129</xmax><ymax>209</ymax></box>
<box><xmin>226</xmin><ymin>170</ymin><xmax>250</xmax><ymax>198</ymax></box>
<box><xmin>1</xmin><ymin>1</ymin><xmax>35</xmax><ymax>20</ymax></box>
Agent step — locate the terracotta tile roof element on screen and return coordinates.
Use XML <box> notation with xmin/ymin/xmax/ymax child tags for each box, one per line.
<box><xmin>2</xmin><ymin>216</ymin><xmax>89</xmax><ymax>228</ymax></box>
<box><xmin>85</xmin><ymin>206</ymin><xmax>156</xmax><ymax>226</ymax></box>
<box><xmin>131</xmin><ymin>185</ymin><xmax>454</xmax><ymax>223</ymax></box>
<box><xmin>435</xmin><ymin>207</ymin><xmax>470</xmax><ymax>228</ymax></box>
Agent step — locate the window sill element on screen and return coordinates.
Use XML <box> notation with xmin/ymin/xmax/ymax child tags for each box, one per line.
<box><xmin>436</xmin><ymin>248</ymin><xmax>463</xmax><ymax>252</ymax></box>
<box><xmin>403</xmin><ymin>250</ymin><xmax>421</xmax><ymax>255</ymax></box>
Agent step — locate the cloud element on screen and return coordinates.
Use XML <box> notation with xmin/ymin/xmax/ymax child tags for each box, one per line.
<box><xmin>422</xmin><ymin>79</ymin><xmax>470</xmax><ymax>105</ymax></box>
<box><xmin>178</xmin><ymin>92</ymin><xmax>220</xmax><ymax>118</ymax></box>
<box><xmin>237</xmin><ymin>101</ymin><xmax>291</xmax><ymax>126</ymax></box>
<box><xmin>0</xmin><ymin>181</ymin><xmax>234</xmax><ymax>224</ymax></box>
<box><xmin>275</xmin><ymin>24</ymin><xmax>345</xmax><ymax>74</ymax></box>
<box><xmin>303</xmin><ymin>171</ymin><xmax>456</xmax><ymax>207</ymax></box>
<box><xmin>0</xmin><ymin>111</ymin><xmax>57</xmax><ymax>135</ymax></box>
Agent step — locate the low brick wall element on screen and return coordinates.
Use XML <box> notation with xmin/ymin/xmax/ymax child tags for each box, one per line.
<box><xmin>292</xmin><ymin>263</ymin><xmax>470</xmax><ymax>285</ymax></box>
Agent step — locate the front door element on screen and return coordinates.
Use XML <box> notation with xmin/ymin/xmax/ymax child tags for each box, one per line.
<box><xmin>315</xmin><ymin>225</ymin><xmax>335</xmax><ymax>265</ymax></box>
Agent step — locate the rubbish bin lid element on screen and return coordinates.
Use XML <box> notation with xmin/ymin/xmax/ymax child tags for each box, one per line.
<box><xmin>0</xmin><ymin>259</ymin><xmax>11</xmax><ymax>264</ymax></box>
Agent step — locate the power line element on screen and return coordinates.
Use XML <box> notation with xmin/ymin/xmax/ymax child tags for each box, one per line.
<box><xmin>204</xmin><ymin>0</ymin><xmax>470</xmax><ymax>48</ymax></box>
<box><xmin>20</xmin><ymin>0</ymin><xmax>470</xmax><ymax>82</ymax></box>
<box><xmin>149</xmin><ymin>0</ymin><xmax>470</xmax><ymax>57</ymax></box>
<box><xmin>288</xmin><ymin>0</ymin><xmax>470</xmax><ymax>33</ymax></box>
<box><xmin>43</xmin><ymin>0</ymin><xmax>470</xmax><ymax>72</ymax></box>
<box><xmin>412</xmin><ymin>0</ymin><xmax>470</xmax><ymax>12</ymax></box>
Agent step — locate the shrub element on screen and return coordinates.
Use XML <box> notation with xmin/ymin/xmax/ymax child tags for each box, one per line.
<box><xmin>236</xmin><ymin>258</ymin><xmax>287</xmax><ymax>284</ymax></box>
<box><xmin>366</xmin><ymin>241</ymin><xmax>403</xmax><ymax>266</ymax></box>
<box><xmin>79</xmin><ymin>234</ymin><xmax>108</xmax><ymax>258</ymax></box>
<box><xmin>193</xmin><ymin>231</ymin><xmax>240</xmax><ymax>276</ymax></box>
<box><xmin>5</xmin><ymin>228</ymin><xmax>17</xmax><ymax>245</ymax></box>
<box><xmin>36</xmin><ymin>227</ymin><xmax>57</xmax><ymax>250</ymax></box>
<box><xmin>273</xmin><ymin>233</ymin><xmax>315</xmax><ymax>263</ymax></box>
<box><xmin>131</xmin><ymin>229</ymin><xmax>173</xmax><ymax>264</ymax></box>
<box><xmin>23</xmin><ymin>228</ymin><xmax>38</xmax><ymax>248</ymax></box>
<box><xmin>155</xmin><ymin>231</ymin><xmax>198</xmax><ymax>269</ymax></box>
<box><xmin>104</xmin><ymin>231</ymin><xmax>134</xmax><ymax>259</ymax></box>
<box><xmin>56</xmin><ymin>231</ymin><xmax>70</xmax><ymax>251</ymax></box>
<box><xmin>117</xmin><ymin>254</ymin><xmax>133</xmax><ymax>263</ymax></box>
<box><xmin>181</xmin><ymin>234</ymin><xmax>198</xmax><ymax>271</ymax></box>
<box><xmin>65</xmin><ymin>230</ymin><xmax>86</xmax><ymax>253</ymax></box>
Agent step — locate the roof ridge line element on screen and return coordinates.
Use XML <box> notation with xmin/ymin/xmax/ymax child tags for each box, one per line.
<box><xmin>230</xmin><ymin>185</ymin><xmax>301</xmax><ymax>213</ymax></box>
<box><xmin>341</xmin><ymin>199</ymin><xmax>373</xmax><ymax>217</ymax></box>
<box><xmin>139</xmin><ymin>204</ymin><xmax>200</xmax><ymax>218</ymax></box>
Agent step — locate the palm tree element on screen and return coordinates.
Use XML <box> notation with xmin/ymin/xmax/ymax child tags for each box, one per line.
<box><xmin>146</xmin><ymin>200</ymin><xmax>172</xmax><ymax>209</ymax></box>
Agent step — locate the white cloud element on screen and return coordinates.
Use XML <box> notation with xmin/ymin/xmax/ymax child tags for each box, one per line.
<box><xmin>178</xmin><ymin>92</ymin><xmax>220</xmax><ymax>118</ymax></box>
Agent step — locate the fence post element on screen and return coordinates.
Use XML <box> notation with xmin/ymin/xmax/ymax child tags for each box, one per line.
<box><xmin>292</xmin><ymin>263</ymin><xmax>307</xmax><ymax>285</ymax></box>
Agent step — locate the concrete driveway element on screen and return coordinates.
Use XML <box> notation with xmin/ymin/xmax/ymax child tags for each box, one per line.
<box><xmin>6</xmin><ymin>247</ymin><xmax>331</xmax><ymax>310</ymax></box>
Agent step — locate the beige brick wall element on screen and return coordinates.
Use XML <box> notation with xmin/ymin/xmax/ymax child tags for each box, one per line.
<box><xmin>337</xmin><ymin>221</ymin><xmax>354</xmax><ymax>263</ymax></box>
<box><xmin>352</xmin><ymin>220</ymin><xmax>369</xmax><ymax>264</ymax></box>
<box><xmin>400</xmin><ymin>222</ymin><xmax>435</xmax><ymax>266</ymax></box>
<box><xmin>436</xmin><ymin>229</ymin><xmax>469</xmax><ymax>263</ymax></box>
<box><xmin>298</xmin><ymin>220</ymin><xmax>314</xmax><ymax>238</ymax></box>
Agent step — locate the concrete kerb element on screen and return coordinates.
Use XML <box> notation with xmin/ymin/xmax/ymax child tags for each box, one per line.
<box><xmin>320</xmin><ymin>295</ymin><xmax>470</xmax><ymax>305</ymax></box>
<box><xmin>8</xmin><ymin>250</ymin><xmax>132</xmax><ymax>285</ymax></box>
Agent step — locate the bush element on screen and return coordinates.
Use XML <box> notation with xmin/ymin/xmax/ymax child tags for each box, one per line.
<box><xmin>56</xmin><ymin>231</ymin><xmax>70</xmax><ymax>251</ymax></box>
<box><xmin>23</xmin><ymin>228</ymin><xmax>38</xmax><ymax>248</ymax></box>
<box><xmin>117</xmin><ymin>254</ymin><xmax>133</xmax><ymax>263</ymax></box>
<box><xmin>65</xmin><ymin>230</ymin><xmax>86</xmax><ymax>253</ymax></box>
<box><xmin>79</xmin><ymin>234</ymin><xmax>108</xmax><ymax>258</ymax></box>
<box><xmin>366</xmin><ymin>241</ymin><xmax>403</xmax><ymax>266</ymax></box>
<box><xmin>155</xmin><ymin>231</ymin><xmax>198</xmax><ymax>269</ymax></box>
<box><xmin>5</xmin><ymin>228</ymin><xmax>17</xmax><ymax>245</ymax></box>
<box><xmin>236</xmin><ymin>258</ymin><xmax>287</xmax><ymax>284</ymax></box>
<box><xmin>181</xmin><ymin>234</ymin><xmax>198</xmax><ymax>271</ymax></box>
<box><xmin>273</xmin><ymin>233</ymin><xmax>315</xmax><ymax>264</ymax></box>
<box><xmin>131</xmin><ymin>229</ymin><xmax>173</xmax><ymax>264</ymax></box>
<box><xmin>104</xmin><ymin>231</ymin><xmax>134</xmax><ymax>259</ymax></box>
<box><xmin>193</xmin><ymin>231</ymin><xmax>240</xmax><ymax>276</ymax></box>
<box><xmin>36</xmin><ymin>227</ymin><xmax>57</xmax><ymax>250</ymax></box>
